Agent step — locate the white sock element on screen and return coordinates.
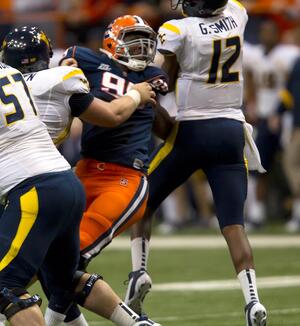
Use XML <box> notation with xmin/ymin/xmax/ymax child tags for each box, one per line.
<box><xmin>64</xmin><ymin>313</ymin><xmax>88</xmax><ymax>326</ymax></box>
<box><xmin>45</xmin><ymin>307</ymin><xmax>66</xmax><ymax>326</ymax></box>
<box><xmin>238</xmin><ymin>269</ymin><xmax>260</xmax><ymax>304</ymax></box>
<box><xmin>110</xmin><ymin>302</ymin><xmax>139</xmax><ymax>326</ymax></box>
<box><xmin>0</xmin><ymin>313</ymin><xmax>5</xmax><ymax>326</ymax></box>
<box><xmin>131</xmin><ymin>237</ymin><xmax>149</xmax><ymax>271</ymax></box>
<box><xmin>292</xmin><ymin>199</ymin><xmax>300</xmax><ymax>220</ymax></box>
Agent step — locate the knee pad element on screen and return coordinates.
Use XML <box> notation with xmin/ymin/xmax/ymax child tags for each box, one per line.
<box><xmin>0</xmin><ymin>288</ymin><xmax>42</xmax><ymax>320</ymax></box>
<box><xmin>73</xmin><ymin>273</ymin><xmax>103</xmax><ymax>306</ymax></box>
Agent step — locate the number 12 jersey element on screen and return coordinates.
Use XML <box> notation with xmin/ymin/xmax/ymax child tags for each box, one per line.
<box><xmin>157</xmin><ymin>0</ymin><xmax>248</xmax><ymax>121</ymax></box>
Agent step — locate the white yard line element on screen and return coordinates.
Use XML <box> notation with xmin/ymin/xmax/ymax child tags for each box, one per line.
<box><xmin>107</xmin><ymin>235</ymin><xmax>300</xmax><ymax>250</ymax></box>
<box><xmin>152</xmin><ymin>275</ymin><xmax>300</xmax><ymax>292</ymax></box>
<box><xmin>89</xmin><ymin>307</ymin><xmax>300</xmax><ymax>325</ymax></box>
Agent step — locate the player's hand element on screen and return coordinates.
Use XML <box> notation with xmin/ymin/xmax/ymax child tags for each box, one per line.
<box><xmin>60</xmin><ymin>58</ymin><xmax>78</xmax><ymax>67</ymax></box>
<box><xmin>148</xmin><ymin>77</ymin><xmax>169</xmax><ymax>95</ymax></box>
<box><xmin>132</xmin><ymin>82</ymin><xmax>157</xmax><ymax>106</ymax></box>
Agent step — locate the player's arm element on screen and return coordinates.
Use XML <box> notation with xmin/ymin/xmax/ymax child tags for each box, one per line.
<box><xmin>152</xmin><ymin>103</ymin><xmax>175</xmax><ymax>140</ymax></box>
<box><xmin>155</xmin><ymin>52</ymin><xmax>179</xmax><ymax>92</ymax></box>
<box><xmin>72</xmin><ymin>83</ymin><xmax>156</xmax><ymax>127</ymax></box>
<box><xmin>156</xmin><ymin>20</ymin><xmax>183</xmax><ymax>91</ymax></box>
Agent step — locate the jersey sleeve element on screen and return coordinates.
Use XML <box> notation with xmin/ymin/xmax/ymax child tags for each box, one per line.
<box><xmin>61</xmin><ymin>66</ymin><xmax>90</xmax><ymax>95</ymax></box>
<box><xmin>157</xmin><ymin>19</ymin><xmax>184</xmax><ymax>56</ymax></box>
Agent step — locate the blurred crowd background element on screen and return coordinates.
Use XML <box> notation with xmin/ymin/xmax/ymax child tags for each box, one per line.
<box><xmin>1</xmin><ymin>0</ymin><xmax>300</xmax><ymax>233</ymax></box>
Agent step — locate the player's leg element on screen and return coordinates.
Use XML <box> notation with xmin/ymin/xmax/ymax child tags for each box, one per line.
<box><xmin>283</xmin><ymin>128</ymin><xmax>300</xmax><ymax>232</ymax></box>
<box><xmin>204</xmin><ymin>119</ymin><xmax>266</xmax><ymax>326</ymax></box>
<box><xmin>70</xmin><ymin>272</ymin><xmax>161</xmax><ymax>326</ymax></box>
<box><xmin>77</xmin><ymin>160</ymin><xmax>149</xmax><ymax>261</ymax></box>
<box><xmin>127</xmin><ymin>123</ymin><xmax>197</xmax><ymax>313</ymax></box>
<box><xmin>62</xmin><ymin>161</ymin><xmax>149</xmax><ymax>324</ymax></box>
<box><xmin>37</xmin><ymin>172</ymin><xmax>87</xmax><ymax>326</ymax></box>
<box><xmin>0</xmin><ymin>176</ymin><xmax>64</xmax><ymax>325</ymax></box>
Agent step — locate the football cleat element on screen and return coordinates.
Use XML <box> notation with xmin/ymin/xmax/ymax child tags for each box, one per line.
<box><xmin>245</xmin><ymin>301</ymin><xmax>267</xmax><ymax>326</ymax></box>
<box><xmin>133</xmin><ymin>315</ymin><xmax>161</xmax><ymax>326</ymax></box>
<box><xmin>124</xmin><ymin>269</ymin><xmax>152</xmax><ymax>314</ymax></box>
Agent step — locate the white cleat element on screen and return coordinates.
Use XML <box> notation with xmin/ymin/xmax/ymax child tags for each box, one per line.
<box><xmin>124</xmin><ymin>269</ymin><xmax>152</xmax><ymax>314</ymax></box>
<box><xmin>245</xmin><ymin>301</ymin><xmax>267</xmax><ymax>326</ymax></box>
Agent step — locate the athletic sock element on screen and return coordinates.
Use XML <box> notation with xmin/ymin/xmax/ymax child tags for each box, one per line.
<box><xmin>110</xmin><ymin>302</ymin><xmax>139</xmax><ymax>326</ymax></box>
<box><xmin>237</xmin><ymin>269</ymin><xmax>260</xmax><ymax>304</ymax></box>
<box><xmin>131</xmin><ymin>237</ymin><xmax>149</xmax><ymax>271</ymax></box>
<box><xmin>0</xmin><ymin>313</ymin><xmax>6</xmax><ymax>326</ymax></box>
<box><xmin>45</xmin><ymin>307</ymin><xmax>66</xmax><ymax>326</ymax></box>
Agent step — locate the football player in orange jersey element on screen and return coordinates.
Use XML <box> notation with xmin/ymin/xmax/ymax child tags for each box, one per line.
<box><xmin>45</xmin><ymin>15</ymin><xmax>173</xmax><ymax>326</ymax></box>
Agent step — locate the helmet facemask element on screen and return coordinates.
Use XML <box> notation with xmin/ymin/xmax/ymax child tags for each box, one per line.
<box><xmin>113</xmin><ymin>27</ymin><xmax>157</xmax><ymax>71</ymax></box>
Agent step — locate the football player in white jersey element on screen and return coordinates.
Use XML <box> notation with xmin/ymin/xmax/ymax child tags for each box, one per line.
<box><xmin>125</xmin><ymin>1</ymin><xmax>267</xmax><ymax>325</ymax></box>
<box><xmin>0</xmin><ymin>63</ymin><xmax>159</xmax><ymax>326</ymax></box>
<box><xmin>243</xmin><ymin>20</ymin><xmax>300</xmax><ymax>228</ymax></box>
<box><xmin>0</xmin><ymin>28</ymin><xmax>161</xmax><ymax>326</ymax></box>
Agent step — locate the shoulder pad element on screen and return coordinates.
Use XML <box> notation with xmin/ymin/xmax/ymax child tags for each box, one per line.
<box><xmin>144</xmin><ymin>66</ymin><xmax>168</xmax><ymax>81</ymax></box>
<box><xmin>61</xmin><ymin>46</ymin><xmax>100</xmax><ymax>70</ymax></box>
<box><xmin>60</xmin><ymin>66</ymin><xmax>90</xmax><ymax>94</ymax></box>
<box><xmin>159</xmin><ymin>19</ymin><xmax>182</xmax><ymax>35</ymax></box>
<box><xmin>25</xmin><ymin>66</ymin><xmax>90</xmax><ymax>96</ymax></box>
<box><xmin>228</xmin><ymin>0</ymin><xmax>247</xmax><ymax>16</ymax></box>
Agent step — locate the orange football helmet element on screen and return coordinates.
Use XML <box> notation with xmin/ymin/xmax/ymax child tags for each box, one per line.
<box><xmin>103</xmin><ymin>15</ymin><xmax>157</xmax><ymax>71</ymax></box>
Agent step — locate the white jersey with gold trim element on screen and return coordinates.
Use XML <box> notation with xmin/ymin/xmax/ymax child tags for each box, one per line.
<box><xmin>0</xmin><ymin>64</ymin><xmax>70</xmax><ymax>200</ymax></box>
<box><xmin>157</xmin><ymin>0</ymin><xmax>248</xmax><ymax>121</ymax></box>
<box><xmin>24</xmin><ymin>66</ymin><xmax>90</xmax><ymax>145</ymax></box>
<box><xmin>243</xmin><ymin>43</ymin><xmax>299</xmax><ymax>118</ymax></box>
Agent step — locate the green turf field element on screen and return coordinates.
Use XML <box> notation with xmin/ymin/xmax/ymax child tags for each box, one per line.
<box><xmin>29</xmin><ymin>235</ymin><xmax>300</xmax><ymax>325</ymax></box>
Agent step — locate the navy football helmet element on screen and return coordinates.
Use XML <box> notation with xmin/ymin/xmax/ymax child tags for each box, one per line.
<box><xmin>1</xmin><ymin>26</ymin><xmax>53</xmax><ymax>73</ymax></box>
<box><xmin>171</xmin><ymin>0</ymin><xmax>228</xmax><ymax>17</ymax></box>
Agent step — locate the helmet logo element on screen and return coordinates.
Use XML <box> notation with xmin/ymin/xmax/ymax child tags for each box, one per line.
<box><xmin>158</xmin><ymin>32</ymin><xmax>166</xmax><ymax>45</ymax></box>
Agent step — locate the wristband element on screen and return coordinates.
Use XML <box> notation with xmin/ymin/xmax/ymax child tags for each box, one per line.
<box><xmin>124</xmin><ymin>89</ymin><xmax>141</xmax><ymax>107</ymax></box>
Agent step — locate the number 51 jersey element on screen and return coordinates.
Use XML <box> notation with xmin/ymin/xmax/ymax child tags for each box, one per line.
<box><xmin>0</xmin><ymin>64</ymin><xmax>70</xmax><ymax>200</ymax></box>
<box><xmin>157</xmin><ymin>0</ymin><xmax>248</xmax><ymax>121</ymax></box>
